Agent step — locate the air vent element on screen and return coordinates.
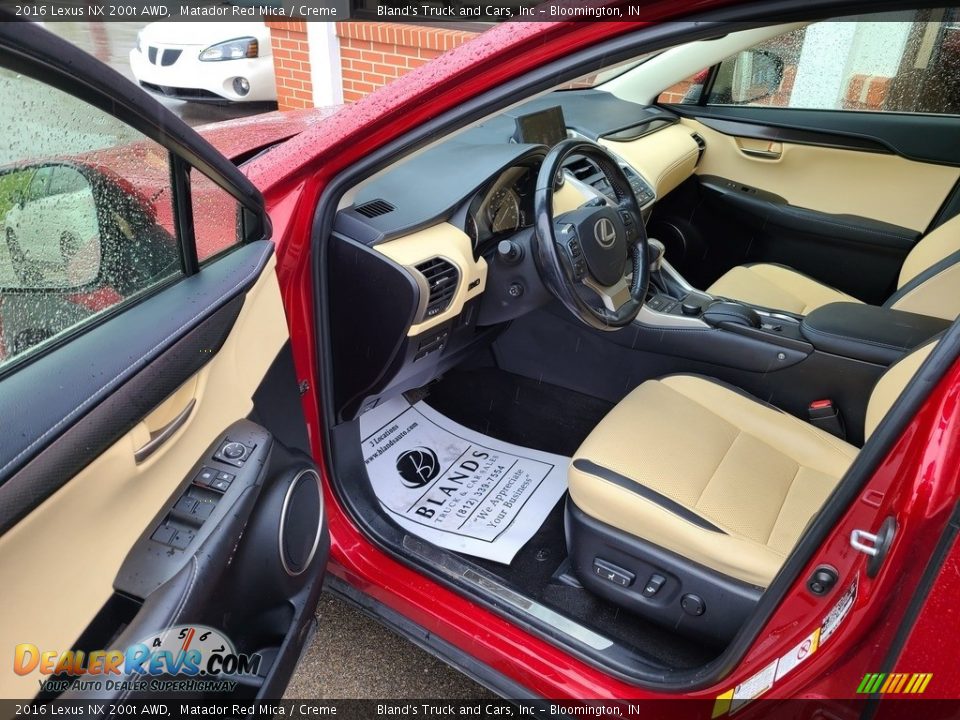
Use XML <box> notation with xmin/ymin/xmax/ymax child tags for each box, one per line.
<box><xmin>354</xmin><ymin>199</ymin><xmax>395</xmax><ymax>218</ymax></box>
<box><xmin>691</xmin><ymin>133</ymin><xmax>706</xmax><ymax>164</ymax></box>
<box><xmin>563</xmin><ymin>156</ymin><xmax>615</xmax><ymax>200</ymax></box>
<box><xmin>415</xmin><ymin>258</ymin><xmax>459</xmax><ymax>319</ymax></box>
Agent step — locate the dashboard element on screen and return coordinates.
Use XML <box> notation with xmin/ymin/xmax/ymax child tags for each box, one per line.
<box><xmin>466</xmin><ymin>164</ymin><xmax>537</xmax><ymax>253</ymax></box>
<box><xmin>329</xmin><ymin>89</ymin><xmax>702</xmax><ymax>421</ymax></box>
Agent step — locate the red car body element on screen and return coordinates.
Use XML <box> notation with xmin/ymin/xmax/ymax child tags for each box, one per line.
<box><xmin>210</xmin><ymin>9</ymin><xmax>960</xmax><ymax>705</ymax></box>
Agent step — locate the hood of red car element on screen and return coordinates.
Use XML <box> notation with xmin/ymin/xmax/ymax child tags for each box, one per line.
<box><xmin>192</xmin><ymin>105</ymin><xmax>343</xmax><ymax>165</ymax></box>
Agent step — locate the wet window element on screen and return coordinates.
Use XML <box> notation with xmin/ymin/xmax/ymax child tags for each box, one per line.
<box><xmin>701</xmin><ymin>9</ymin><xmax>960</xmax><ymax>113</ymax></box>
<box><xmin>191</xmin><ymin>171</ymin><xmax>242</xmax><ymax>264</ymax></box>
<box><xmin>0</xmin><ymin>68</ymin><xmax>180</xmax><ymax>369</ymax></box>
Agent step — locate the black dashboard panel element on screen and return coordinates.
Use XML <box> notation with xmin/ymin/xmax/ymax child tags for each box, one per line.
<box><xmin>335</xmin><ymin>90</ymin><xmax>675</xmax><ymax>246</ymax></box>
<box><xmin>336</xmin><ymin>142</ymin><xmax>546</xmax><ymax>245</ymax></box>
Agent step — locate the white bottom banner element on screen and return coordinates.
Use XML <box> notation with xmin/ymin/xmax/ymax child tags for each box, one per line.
<box><xmin>359</xmin><ymin>397</ymin><xmax>569</xmax><ymax>564</ymax></box>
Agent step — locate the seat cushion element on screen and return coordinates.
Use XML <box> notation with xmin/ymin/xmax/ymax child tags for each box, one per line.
<box><xmin>568</xmin><ymin>375</ymin><xmax>858</xmax><ymax>587</ymax></box>
<box><xmin>707</xmin><ymin>263</ymin><xmax>862</xmax><ymax>315</ymax></box>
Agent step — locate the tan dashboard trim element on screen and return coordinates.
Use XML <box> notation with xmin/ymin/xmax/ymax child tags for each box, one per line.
<box><xmin>375</xmin><ymin>223</ymin><xmax>488</xmax><ymax>337</ymax></box>
<box><xmin>600</xmin><ymin>123</ymin><xmax>700</xmax><ymax>200</ymax></box>
<box><xmin>683</xmin><ymin>119</ymin><xmax>960</xmax><ymax>232</ymax></box>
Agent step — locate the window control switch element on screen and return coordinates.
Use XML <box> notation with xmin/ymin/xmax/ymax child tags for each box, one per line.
<box><xmin>150</xmin><ymin>525</ymin><xmax>177</xmax><ymax>546</ymax></box>
<box><xmin>592</xmin><ymin>558</ymin><xmax>634</xmax><ymax>587</ymax></box>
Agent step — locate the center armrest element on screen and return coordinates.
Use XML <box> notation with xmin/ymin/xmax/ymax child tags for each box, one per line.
<box><xmin>800</xmin><ymin>302</ymin><xmax>950</xmax><ymax>366</ymax></box>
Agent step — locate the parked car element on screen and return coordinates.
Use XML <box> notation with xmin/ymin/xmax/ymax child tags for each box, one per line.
<box><xmin>129</xmin><ymin>22</ymin><xmax>277</xmax><ymax>103</ymax></box>
<box><xmin>3</xmin><ymin>3</ymin><xmax>960</xmax><ymax>710</ymax></box>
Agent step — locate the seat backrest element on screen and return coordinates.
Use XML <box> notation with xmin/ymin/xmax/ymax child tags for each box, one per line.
<box><xmin>865</xmin><ymin>340</ymin><xmax>938</xmax><ymax>440</ymax></box>
<box><xmin>888</xmin><ymin>215</ymin><xmax>960</xmax><ymax>320</ymax></box>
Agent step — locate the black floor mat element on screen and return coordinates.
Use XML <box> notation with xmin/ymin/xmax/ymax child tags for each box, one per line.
<box><xmin>424</xmin><ymin>367</ymin><xmax>613</xmax><ymax>457</ymax></box>
<box><xmin>423</xmin><ymin>368</ymin><xmax>719</xmax><ymax>669</ymax></box>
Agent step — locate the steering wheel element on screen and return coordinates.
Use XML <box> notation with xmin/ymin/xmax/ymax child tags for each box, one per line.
<box><xmin>533</xmin><ymin>140</ymin><xmax>649</xmax><ymax>330</ymax></box>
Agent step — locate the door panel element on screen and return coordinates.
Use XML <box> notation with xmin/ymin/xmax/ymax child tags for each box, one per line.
<box><xmin>683</xmin><ymin>118</ymin><xmax>959</xmax><ymax>232</ymax></box>
<box><xmin>0</xmin><ymin>252</ymin><xmax>300</xmax><ymax>698</ymax></box>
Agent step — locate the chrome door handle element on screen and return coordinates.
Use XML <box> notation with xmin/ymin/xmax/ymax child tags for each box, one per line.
<box><xmin>134</xmin><ymin>398</ymin><xmax>196</xmax><ymax>464</ymax></box>
<box><xmin>740</xmin><ymin>147</ymin><xmax>781</xmax><ymax>159</ymax></box>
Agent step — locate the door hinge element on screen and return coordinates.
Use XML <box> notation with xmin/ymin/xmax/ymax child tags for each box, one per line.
<box><xmin>298</xmin><ymin>380</ymin><xmax>310</xmax><ymax>395</ymax></box>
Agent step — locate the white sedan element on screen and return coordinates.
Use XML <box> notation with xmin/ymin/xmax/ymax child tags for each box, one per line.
<box><xmin>129</xmin><ymin>22</ymin><xmax>277</xmax><ymax>104</ymax></box>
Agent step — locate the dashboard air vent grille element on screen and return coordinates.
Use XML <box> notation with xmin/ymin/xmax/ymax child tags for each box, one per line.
<box><xmin>355</xmin><ymin>199</ymin><xmax>395</xmax><ymax>218</ymax></box>
<box><xmin>415</xmin><ymin>258</ymin><xmax>459</xmax><ymax>318</ymax></box>
<box><xmin>691</xmin><ymin>133</ymin><xmax>706</xmax><ymax>163</ymax></box>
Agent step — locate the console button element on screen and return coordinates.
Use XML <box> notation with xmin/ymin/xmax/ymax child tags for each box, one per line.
<box><xmin>216</xmin><ymin>471</ymin><xmax>235</xmax><ymax>483</ymax></box>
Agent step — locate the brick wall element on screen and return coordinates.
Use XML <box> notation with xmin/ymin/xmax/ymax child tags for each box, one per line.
<box><xmin>843</xmin><ymin>74</ymin><xmax>892</xmax><ymax>111</ymax></box>
<box><xmin>335</xmin><ymin>21</ymin><xmax>477</xmax><ymax>103</ymax></box>
<box><xmin>265</xmin><ymin>20</ymin><xmax>313</xmax><ymax>110</ymax></box>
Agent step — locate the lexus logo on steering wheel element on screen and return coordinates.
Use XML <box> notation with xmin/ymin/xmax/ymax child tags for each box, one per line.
<box><xmin>594</xmin><ymin>217</ymin><xmax>617</xmax><ymax>248</ymax></box>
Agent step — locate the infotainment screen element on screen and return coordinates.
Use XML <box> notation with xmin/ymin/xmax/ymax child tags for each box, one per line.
<box><xmin>514</xmin><ymin>106</ymin><xmax>568</xmax><ymax>146</ymax></box>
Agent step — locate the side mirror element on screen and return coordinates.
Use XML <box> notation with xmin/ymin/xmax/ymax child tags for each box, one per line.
<box><xmin>0</xmin><ymin>163</ymin><xmax>102</xmax><ymax>290</ymax></box>
<box><xmin>729</xmin><ymin>49</ymin><xmax>785</xmax><ymax>104</ymax></box>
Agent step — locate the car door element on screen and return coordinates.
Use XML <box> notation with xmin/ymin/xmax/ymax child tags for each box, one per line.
<box><xmin>0</xmin><ymin>22</ymin><xmax>327</xmax><ymax>701</ymax></box>
<box><xmin>656</xmin><ymin>8</ymin><xmax>960</xmax><ymax>303</ymax></box>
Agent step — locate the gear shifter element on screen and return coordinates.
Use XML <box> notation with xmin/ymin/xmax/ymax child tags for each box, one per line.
<box><xmin>648</xmin><ymin>238</ymin><xmax>665</xmax><ymax>273</ymax></box>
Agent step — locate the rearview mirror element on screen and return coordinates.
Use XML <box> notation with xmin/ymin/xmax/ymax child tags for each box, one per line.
<box><xmin>728</xmin><ymin>49</ymin><xmax>785</xmax><ymax>104</ymax></box>
<box><xmin>0</xmin><ymin>163</ymin><xmax>101</xmax><ymax>290</ymax></box>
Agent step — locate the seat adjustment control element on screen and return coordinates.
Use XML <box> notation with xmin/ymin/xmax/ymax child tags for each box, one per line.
<box><xmin>593</xmin><ymin>558</ymin><xmax>635</xmax><ymax>587</ymax></box>
<box><xmin>681</xmin><ymin>593</ymin><xmax>706</xmax><ymax>616</ymax></box>
<box><xmin>642</xmin><ymin>573</ymin><xmax>666</xmax><ymax>598</ymax></box>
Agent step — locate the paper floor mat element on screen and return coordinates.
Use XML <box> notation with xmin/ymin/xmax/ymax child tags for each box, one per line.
<box><xmin>358</xmin><ymin>396</ymin><xmax>569</xmax><ymax>564</ymax></box>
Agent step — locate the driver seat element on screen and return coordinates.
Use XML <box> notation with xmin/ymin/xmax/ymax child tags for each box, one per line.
<box><xmin>565</xmin><ymin>340</ymin><xmax>936</xmax><ymax>643</ymax></box>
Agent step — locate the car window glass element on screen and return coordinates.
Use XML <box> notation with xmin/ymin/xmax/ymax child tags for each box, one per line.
<box><xmin>192</xmin><ymin>171</ymin><xmax>243</xmax><ymax>264</ymax></box>
<box><xmin>697</xmin><ymin>9</ymin><xmax>960</xmax><ymax>112</ymax></box>
<box><xmin>0</xmin><ymin>67</ymin><xmax>181</xmax><ymax>369</ymax></box>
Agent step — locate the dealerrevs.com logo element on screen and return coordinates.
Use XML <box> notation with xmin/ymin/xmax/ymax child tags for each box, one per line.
<box><xmin>15</xmin><ymin>625</ymin><xmax>261</xmax><ymax>693</ymax></box>
<box><xmin>396</xmin><ymin>447</ymin><xmax>440</xmax><ymax>488</ymax></box>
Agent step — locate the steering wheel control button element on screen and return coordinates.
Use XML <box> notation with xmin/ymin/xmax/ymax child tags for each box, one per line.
<box><xmin>681</xmin><ymin>593</ymin><xmax>706</xmax><ymax>616</ymax></box>
<box><xmin>642</xmin><ymin>573</ymin><xmax>666</xmax><ymax>598</ymax></box>
<box><xmin>215</xmin><ymin>440</ymin><xmax>254</xmax><ymax>467</ymax></box>
<box><xmin>593</xmin><ymin>558</ymin><xmax>635</xmax><ymax>587</ymax></box>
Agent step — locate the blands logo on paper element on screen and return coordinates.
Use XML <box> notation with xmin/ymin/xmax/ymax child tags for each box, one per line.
<box><xmin>395</xmin><ymin>447</ymin><xmax>440</xmax><ymax>488</ymax></box>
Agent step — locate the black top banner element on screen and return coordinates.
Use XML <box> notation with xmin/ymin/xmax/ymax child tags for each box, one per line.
<box><xmin>0</xmin><ymin>0</ymin><xmax>652</xmax><ymax>22</ymax></box>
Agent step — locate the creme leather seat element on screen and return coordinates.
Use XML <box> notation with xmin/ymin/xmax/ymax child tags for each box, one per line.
<box><xmin>565</xmin><ymin>341</ymin><xmax>936</xmax><ymax>642</ymax></box>
<box><xmin>706</xmin><ymin>214</ymin><xmax>960</xmax><ymax>319</ymax></box>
